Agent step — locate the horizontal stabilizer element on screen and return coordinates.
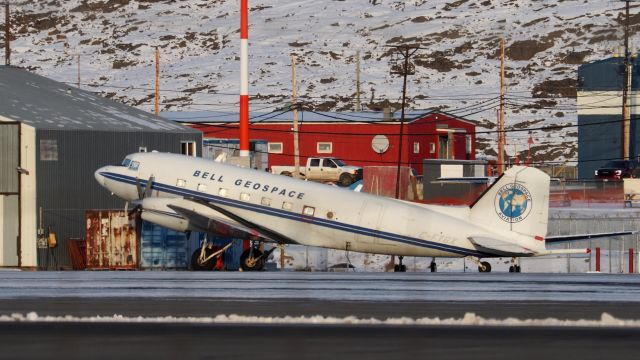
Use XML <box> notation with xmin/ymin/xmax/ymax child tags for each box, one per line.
<box><xmin>469</xmin><ymin>236</ymin><xmax>535</xmax><ymax>257</ymax></box>
<box><xmin>534</xmin><ymin>248</ymin><xmax>591</xmax><ymax>256</ymax></box>
<box><xmin>545</xmin><ymin>231</ymin><xmax>636</xmax><ymax>243</ymax></box>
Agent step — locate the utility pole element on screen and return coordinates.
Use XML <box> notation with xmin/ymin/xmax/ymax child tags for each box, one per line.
<box><xmin>356</xmin><ymin>51</ymin><xmax>361</xmax><ymax>112</ymax></box>
<box><xmin>5</xmin><ymin>2</ymin><xmax>10</xmax><ymax>66</ymax></box>
<box><xmin>389</xmin><ymin>45</ymin><xmax>419</xmax><ymax>199</ymax></box>
<box><xmin>155</xmin><ymin>47</ymin><xmax>160</xmax><ymax>116</ymax></box>
<box><xmin>498</xmin><ymin>37</ymin><xmax>506</xmax><ymax>174</ymax></box>
<box><xmin>291</xmin><ymin>54</ymin><xmax>301</xmax><ymax>178</ymax></box>
<box><xmin>621</xmin><ymin>0</ymin><xmax>634</xmax><ymax>160</ymax></box>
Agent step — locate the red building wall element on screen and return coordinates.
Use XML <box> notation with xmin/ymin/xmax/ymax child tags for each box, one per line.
<box><xmin>189</xmin><ymin>112</ymin><xmax>476</xmax><ymax>174</ymax></box>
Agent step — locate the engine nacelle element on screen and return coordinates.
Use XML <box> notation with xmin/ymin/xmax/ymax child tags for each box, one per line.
<box><xmin>140</xmin><ymin>198</ymin><xmax>191</xmax><ymax>232</ymax></box>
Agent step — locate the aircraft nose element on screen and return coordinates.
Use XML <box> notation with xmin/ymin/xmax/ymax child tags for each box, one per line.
<box><xmin>94</xmin><ymin>166</ymin><xmax>107</xmax><ymax>186</ymax></box>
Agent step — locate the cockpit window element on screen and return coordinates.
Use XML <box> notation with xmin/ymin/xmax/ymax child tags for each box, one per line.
<box><xmin>121</xmin><ymin>158</ymin><xmax>131</xmax><ymax>167</ymax></box>
<box><xmin>129</xmin><ymin>161</ymin><xmax>140</xmax><ymax>171</ymax></box>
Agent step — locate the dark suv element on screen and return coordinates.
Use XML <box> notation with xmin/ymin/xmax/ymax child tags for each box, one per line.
<box><xmin>594</xmin><ymin>160</ymin><xmax>639</xmax><ymax>181</ymax></box>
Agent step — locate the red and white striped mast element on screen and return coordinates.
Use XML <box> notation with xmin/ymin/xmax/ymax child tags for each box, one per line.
<box><xmin>239</xmin><ymin>0</ymin><xmax>249</xmax><ymax>157</ymax></box>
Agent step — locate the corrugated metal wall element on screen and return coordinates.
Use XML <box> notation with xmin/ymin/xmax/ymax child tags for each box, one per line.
<box><xmin>36</xmin><ymin>129</ymin><xmax>202</xmax><ymax>269</ymax></box>
<box><xmin>0</xmin><ymin>123</ymin><xmax>19</xmax><ymax>194</ymax></box>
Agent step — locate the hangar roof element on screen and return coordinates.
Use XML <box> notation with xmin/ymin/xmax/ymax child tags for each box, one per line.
<box><xmin>0</xmin><ymin>66</ymin><xmax>198</xmax><ymax>133</ymax></box>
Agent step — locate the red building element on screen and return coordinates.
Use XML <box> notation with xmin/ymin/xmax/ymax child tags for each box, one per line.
<box><xmin>182</xmin><ymin>110</ymin><xmax>476</xmax><ymax>174</ymax></box>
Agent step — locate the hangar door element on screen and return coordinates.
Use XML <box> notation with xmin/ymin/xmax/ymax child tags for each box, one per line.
<box><xmin>0</xmin><ymin>123</ymin><xmax>20</xmax><ymax>266</ymax></box>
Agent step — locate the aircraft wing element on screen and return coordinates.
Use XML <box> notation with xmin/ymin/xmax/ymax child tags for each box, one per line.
<box><xmin>167</xmin><ymin>198</ymin><xmax>296</xmax><ymax>245</ymax></box>
<box><xmin>545</xmin><ymin>231</ymin><xmax>636</xmax><ymax>243</ymax></box>
<box><xmin>468</xmin><ymin>236</ymin><xmax>535</xmax><ymax>257</ymax></box>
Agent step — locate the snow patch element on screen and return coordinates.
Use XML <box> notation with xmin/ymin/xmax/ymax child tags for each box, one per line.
<box><xmin>2</xmin><ymin>312</ymin><xmax>640</xmax><ymax>328</ymax></box>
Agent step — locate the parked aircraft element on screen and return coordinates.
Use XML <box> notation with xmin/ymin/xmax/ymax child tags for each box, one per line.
<box><xmin>95</xmin><ymin>152</ymin><xmax>632</xmax><ymax>272</ymax></box>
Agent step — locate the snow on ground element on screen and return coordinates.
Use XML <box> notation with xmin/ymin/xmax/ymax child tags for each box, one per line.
<box><xmin>2</xmin><ymin>312</ymin><xmax>639</xmax><ymax>328</ymax></box>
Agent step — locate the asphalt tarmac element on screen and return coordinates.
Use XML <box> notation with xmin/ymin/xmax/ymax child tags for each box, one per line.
<box><xmin>1</xmin><ymin>271</ymin><xmax>640</xmax><ymax>359</ymax></box>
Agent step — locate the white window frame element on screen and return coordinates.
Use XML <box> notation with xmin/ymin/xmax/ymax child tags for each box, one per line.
<box><xmin>197</xmin><ymin>183</ymin><xmax>207</xmax><ymax>192</ymax></box>
<box><xmin>282</xmin><ymin>201</ymin><xmax>293</xmax><ymax>211</ymax></box>
<box><xmin>268</xmin><ymin>142</ymin><xmax>283</xmax><ymax>154</ymax></box>
<box><xmin>261</xmin><ymin>197</ymin><xmax>272</xmax><ymax>206</ymax></box>
<box><xmin>181</xmin><ymin>141</ymin><xmax>197</xmax><ymax>157</ymax></box>
<box><xmin>429</xmin><ymin>143</ymin><xmax>436</xmax><ymax>154</ymax></box>
<box><xmin>465</xmin><ymin>135</ymin><xmax>472</xmax><ymax>155</ymax></box>
<box><xmin>303</xmin><ymin>206</ymin><xmax>315</xmax><ymax>217</ymax></box>
<box><xmin>240</xmin><ymin>192</ymin><xmax>251</xmax><ymax>201</ymax></box>
<box><xmin>218</xmin><ymin>188</ymin><xmax>228</xmax><ymax>197</ymax></box>
<box><xmin>176</xmin><ymin>179</ymin><xmax>187</xmax><ymax>188</ymax></box>
<box><xmin>413</xmin><ymin>142</ymin><xmax>420</xmax><ymax>154</ymax></box>
<box><xmin>317</xmin><ymin>142</ymin><xmax>332</xmax><ymax>154</ymax></box>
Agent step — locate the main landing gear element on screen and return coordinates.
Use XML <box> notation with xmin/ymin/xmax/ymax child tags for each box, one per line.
<box><xmin>508</xmin><ymin>257</ymin><xmax>521</xmax><ymax>273</ymax></box>
<box><xmin>191</xmin><ymin>234</ymin><xmax>235</xmax><ymax>271</ymax></box>
<box><xmin>469</xmin><ymin>257</ymin><xmax>492</xmax><ymax>273</ymax></box>
<box><xmin>239</xmin><ymin>242</ymin><xmax>277</xmax><ymax>271</ymax></box>
<box><xmin>394</xmin><ymin>256</ymin><xmax>407</xmax><ymax>272</ymax></box>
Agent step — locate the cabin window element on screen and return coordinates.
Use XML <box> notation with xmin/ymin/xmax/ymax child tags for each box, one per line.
<box><xmin>282</xmin><ymin>201</ymin><xmax>293</xmax><ymax>211</ymax></box>
<box><xmin>40</xmin><ymin>139</ymin><xmax>58</xmax><ymax>161</ymax></box>
<box><xmin>413</xmin><ymin>142</ymin><xmax>420</xmax><ymax>154</ymax></box>
<box><xmin>129</xmin><ymin>161</ymin><xmax>140</xmax><ymax>171</ymax></box>
<box><xmin>240</xmin><ymin>192</ymin><xmax>251</xmax><ymax>201</ymax></box>
<box><xmin>218</xmin><ymin>188</ymin><xmax>228</xmax><ymax>197</ymax></box>
<box><xmin>176</xmin><ymin>179</ymin><xmax>186</xmax><ymax>188</ymax></box>
<box><xmin>317</xmin><ymin>142</ymin><xmax>332</xmax><ymax>153</ymax></box>
<box><xmin>197</xmin><ymin>184</ymin><xmax>207</xmax><ymax>192</ymax></box>
<box><xmin>261</xmin><ymin>197</ymin><xmax>272</xmax><ymax>206</ymax></box>
<box><xmin>121</xmin><ymin>158</ymin><xmax>131</xmax><ymax>167</ymax></box>
<box><xmin>303</xmin><ymin>206</ymin><xmax>315</xmax><ymax>217</ymax></box>
<box><xmin>268</xmin><ymin>142</ymin><xmax>283</xmax><ymax>154</ymax></box>
<box><xmin>429</xmin><ymin>143</ymin><xmax>436</xmax><ymax>154</ymax></box>
<box><xmin>181</xmin><ymin>141</ymin><xmax>197</xmax><ymax>157</ymax></box>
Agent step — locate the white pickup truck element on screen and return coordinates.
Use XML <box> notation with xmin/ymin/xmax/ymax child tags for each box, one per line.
<box><xmin>270</xmin><ymin>157</ymin><xmax>363</xmax><ymax>186</ymax></box>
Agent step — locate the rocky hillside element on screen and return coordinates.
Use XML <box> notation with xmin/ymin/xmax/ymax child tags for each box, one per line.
<box><xmin>2</xmin><ymin>0</ymin><xmax>637</xmax><ymax>163</ymax></box>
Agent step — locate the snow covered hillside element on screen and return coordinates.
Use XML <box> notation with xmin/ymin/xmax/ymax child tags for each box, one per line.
<box><xmin>2</xmin><ymin>0</ymin><xmax>637</xmax><ymax>162</ymax></box>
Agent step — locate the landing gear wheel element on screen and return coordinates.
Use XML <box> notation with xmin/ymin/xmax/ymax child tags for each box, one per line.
<box><xmin>191</xmin><ymin>247</ymin><xmax>218</xmax><ymax>271</ymax></box>
<box><xmin>338</xmin><ymin>173</ymin><xmax>353</xmax><ymax>187</ymax></box>
<box><xmin>509</xmin><ymin>265</ymin><xmax>515</xmax><ymax>273</ymax></box>
<box><xmin>515</xmin><ymin>265</ymin><xmax>521</xmax><ymax>273</ymax></box>
<box><xmin>394</xmin><ymin>264</ymin><xmax>407</xmax><ymax>272</ymax></box>
<box><xmin>394</xmin><ymin>256</ymin><xmax>406</xmax><ymax>272</ymax></box>
<box><xmin>430</xmin><ymin>261</ymin><xmax>437</xmax><ymax>273</ymax></box>
<box><xmin>478</xmin><ymin>261</ymin><xmax>492</xmax><ymax>273</ymax></box>
<box><xmin>240</xmin><ymin>248</ymin><xmax>265</xmax><ymax>271</ymax></box>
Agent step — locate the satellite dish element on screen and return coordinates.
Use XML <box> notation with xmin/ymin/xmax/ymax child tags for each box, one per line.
<box><xmin>371</xmin><ymin>135</ymin><xmax>389</xmax><ymax>154</ymax></box>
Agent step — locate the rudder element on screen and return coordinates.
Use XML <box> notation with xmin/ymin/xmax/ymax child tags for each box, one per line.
<box><xmin>470</xmin><ymin>166</ymin><xmax>549</xmax><ymax>238</ymax></box>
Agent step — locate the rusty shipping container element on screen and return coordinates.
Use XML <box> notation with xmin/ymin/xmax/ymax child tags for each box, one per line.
<box><xmin>85</xmin><ymin>210</ymin><xmax>140</xmax><ymax>269</ymax></box>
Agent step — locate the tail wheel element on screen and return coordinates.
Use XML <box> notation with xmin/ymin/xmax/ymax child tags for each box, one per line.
<box><xmin>478</xmin><ymin>261</ymin><xmax>492</xmax><ymax>273</ymax></box>
<box><xmin>240</xmin><ymin>248</ymin><xmax>264</xmax><ymax>271</ymax></box>
<box><xmin>338</xmin><ymin>173</ymin><xmax>353</xmax><ymax>187</ymax></box>
<box><xmin>191</xmin><ymin>247</ymin><xmax>221</xmax><ymax>271</ymax></box>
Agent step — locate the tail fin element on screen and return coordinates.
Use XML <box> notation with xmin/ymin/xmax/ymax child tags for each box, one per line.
<box><xmin>470</xmin><ymin>166</ymin><xmax>549</xmax><ymax>238</ymax></box>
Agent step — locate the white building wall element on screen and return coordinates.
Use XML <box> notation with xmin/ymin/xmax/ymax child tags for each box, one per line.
<box><xmin>20</xmin><ymin>124</ymin><xmax>37</xmax><ymax>267</ymax></box>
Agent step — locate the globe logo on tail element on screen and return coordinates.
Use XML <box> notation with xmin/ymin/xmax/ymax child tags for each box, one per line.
<box><xmin>494</xmin><ymin>183</ymin><xmax>532</xmax><ymax>223</ymax></box>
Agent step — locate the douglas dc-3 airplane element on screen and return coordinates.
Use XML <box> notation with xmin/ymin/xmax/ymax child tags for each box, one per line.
<box><xmin>95</xmin><ymin>152</ymin><xmax>632</xmax><ymax>272</ymax></box>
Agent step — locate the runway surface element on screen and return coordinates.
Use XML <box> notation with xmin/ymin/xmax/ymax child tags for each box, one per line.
<box><xmin>1</xmin><ymin>271</ymin><xmax>640</xmax><ymax>359</ymax></box>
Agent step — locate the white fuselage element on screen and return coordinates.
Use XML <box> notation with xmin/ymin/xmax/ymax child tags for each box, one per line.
<box><xmin>95</xmin><ymin>153</ymin><xmax>544</xmax><ymax>258</ymax></box>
